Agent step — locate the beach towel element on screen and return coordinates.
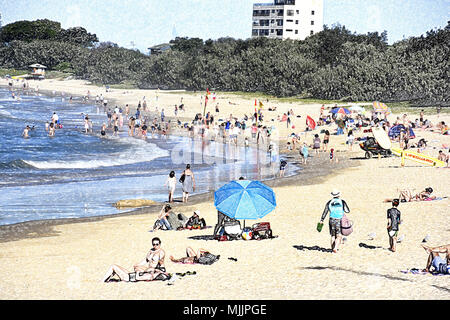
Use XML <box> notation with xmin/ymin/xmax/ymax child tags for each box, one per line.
<box><xmin>400</xmin><ymin>269</ymin><xmax>449</xmax><ymax>276</ymax></box>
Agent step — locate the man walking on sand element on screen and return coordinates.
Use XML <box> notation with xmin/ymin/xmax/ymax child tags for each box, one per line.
<box><xmin>319</xmin><ymin>190</ymin><xmax>350</xmax><ymax>253</ymax></box>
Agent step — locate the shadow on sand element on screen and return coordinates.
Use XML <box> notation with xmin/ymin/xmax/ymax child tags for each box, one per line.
<box><xmin>293</xmin><ymin>245</ymin><xmax>333</xmax><ymax>253</ymax></box>
<box><xmin>359</xmin><ymin>242</ymin><xmax>384</xmax><ymax>250</ymax></box>
<box><xmin>298</xmin><ymin>266</ymin><xmax>412</xmax><ymax>283</ymax></box>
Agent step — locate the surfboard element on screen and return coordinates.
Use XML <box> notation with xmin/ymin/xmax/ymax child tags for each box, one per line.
<box><xmin>372</xmin><ymin>127</ymin><xmax>392</xmax><ymax>150</ymax></box>
<box><xmin>391</xmin><ymin>147</ymin><xmax>446</xmax><ymax>167</ymax></box>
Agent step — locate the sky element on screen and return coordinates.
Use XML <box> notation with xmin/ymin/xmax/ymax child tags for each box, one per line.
<box><xmin>0</xmin><ymin>0</ymin><xmax>448</xmax><ymax>52</ymax></box>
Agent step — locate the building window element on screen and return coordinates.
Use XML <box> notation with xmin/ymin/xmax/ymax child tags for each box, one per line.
<box><xmin>252</xmin><ymin>29</ymin><xmax>259</xmax><ymax>36</ymax></box>
<box><xmin>295</xmin><ymin>20</ymin><xmax>298</xmax><ymax>24</ymax></box>
<box><xmin>271</xmin><ymin>29</ymin><xmax>274</xmax><ymax>33</ymax></box>
<box><xmin>277</xmin><ymin>19</ymin><xmax>283</xmax><ymax>26</ymax></box>
<box><xmin>311</xmin><ymin>10</ymin><xmax>315</xmax><ymax>15</ymax></box>
<box><xmin>295</xmin><ymin>30</ymin><xmax>298</xmax><ymax>34</ymax></box>
<box><xmin>310</xmin><ymin>30</ymin><xmax>314</xmax><ymax>35</ymax></box>
<box><xmin>287</xmin><ymin>10</ymin><xmax>294</xmax><ymax>16</ymax></box>
<box><xmin>276</xmin><ymin>29</ymin><xmax>283</xmax><ymax>36</ymax></box>
<box><xmin>296</xmin><ymin>10</ymin><xmax>299</xmax><ymax>14</ymax></box>
<box><xmin>287</xmin><ymin>19</ymin><xmax>293</xmax><ymax>22</ymax></box>
<box><xmin>311</xmin><ymin>20</ymin><xmax>314</xmax><ymax>25</ymax></box>
<box><xmin>286</xmin><ymin>29</ymin><xmax>293</xmax><ymax>32</ymax></box>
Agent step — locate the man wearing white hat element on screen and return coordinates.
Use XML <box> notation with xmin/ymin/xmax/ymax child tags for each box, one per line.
<box><xmin>319</xmin><ymin>189</ymin><xmax>350</xmax><ymax>253</ymax></box>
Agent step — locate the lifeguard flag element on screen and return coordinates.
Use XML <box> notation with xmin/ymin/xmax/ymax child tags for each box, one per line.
<box><xmin>306</xmin><ymin>115</ymin><xmax>316</xmax><ymax>130</ymax></box>
<box><xmin>259</xmin><ymin>101</ymin><xmax>264</xmax><ymax>109</ymax></box>
<box><xmin>255</xmin><ymin>99</ymin><xmax>257</xmax><ymax>106</ymax></box>
<box><xmin>206</xmin><ymin>88</ymin><xmax>211</xmax><ymax>96</ymax></box>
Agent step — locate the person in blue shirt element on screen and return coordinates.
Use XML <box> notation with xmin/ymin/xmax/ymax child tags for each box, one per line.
<box><xmin>319</xmin><ymin>190</ymin><xmax>350</xmax><ymax>253</ymax></box>
<box><xmin>422</xmin><ymin>244</ymin><xmax>449</xmax><ymax>274</ymax></box>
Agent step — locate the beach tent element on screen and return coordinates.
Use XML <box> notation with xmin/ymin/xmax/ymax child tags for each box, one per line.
<box><xmin>388</xmin><ymin>124</ymin><xmax>416</xmax><ymax>139</ymax></box>
<box><xmin>214</xmin><ymin>180</ymin><xmax>276</xmax><ymax>221</ymax></box>
<box><xmin>29</xmin><ymin>63</ymin><xmax>47</xmax><ymax>79</ymax></box>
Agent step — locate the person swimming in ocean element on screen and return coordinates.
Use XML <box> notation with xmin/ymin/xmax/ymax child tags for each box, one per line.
<box><xmin>48</xmin><ymin>122</ymin><xmax>55</xmax><ymax>137</ymax></box>
<box><xmin>22</xmin><ymin>125</ymin><xmax>30</xmax><ymax>138</ymax></box>
<box><xmin>100</xmin><ymin>123</ymin><xmax>107</xmax><ymax>137</ymax></box>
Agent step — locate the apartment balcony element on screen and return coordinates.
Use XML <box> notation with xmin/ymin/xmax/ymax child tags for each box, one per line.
<box><xmin>253</xmin><ymin>4</ymin><xmax>284</xmax><ymax>17</ymax></box>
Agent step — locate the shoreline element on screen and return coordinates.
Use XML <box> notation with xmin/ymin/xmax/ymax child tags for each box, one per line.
<box><xmin>0</xmin><ymin>145</ymin><xmax>358</xmax><ymax>242</ymax></box>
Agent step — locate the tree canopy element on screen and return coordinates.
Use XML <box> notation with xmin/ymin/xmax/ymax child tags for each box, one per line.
<box><xmin>1</xmin><ymin>19</ymin><xmax>448</xmax><ymax>106</ymax></box>
<box><xmin>0</xmin><ymin>19</ymin><xmax>98</xmax><ymax>47</ymax></box>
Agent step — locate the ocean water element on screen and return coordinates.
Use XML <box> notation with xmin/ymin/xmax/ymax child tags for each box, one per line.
<box><xmin>0</xmin><ymin>87</ymin><xmax>297</xmax><ymax>226</ymax></box>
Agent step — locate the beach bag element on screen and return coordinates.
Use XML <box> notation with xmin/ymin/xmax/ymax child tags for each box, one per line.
<box><xmin>166</xmin><ymin>212</ymin><xmax>184</xmax><ymax>230</ymax></box>
<box><xmin>252</xmin><ymin>222</ymin><xmax>273</xmax><ymax>240</ymax></box>
<box><xmin>224</xmin><ymin>220</ymin><xmax>242</xmax><ymax>239</ymax></box>
<box><xmin>340</xmin><ymin>214</ymin><xmax>353</xmax><ymax>236</ymax></box>
<box><xmin>197</xmin><ymin>252</ymin><xmax>220</xmax><ymax>265</ymax></box>
<box><xmin>179</xmin><ymin>173</ymin><xmax>185</xmax><ymax>183</ymax></box>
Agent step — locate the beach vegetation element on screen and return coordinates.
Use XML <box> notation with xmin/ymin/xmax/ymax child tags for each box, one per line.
<box><xmin>0</xmin><ymin>19</ymin><xmax>448</xmax><ymax>108</ymax></box>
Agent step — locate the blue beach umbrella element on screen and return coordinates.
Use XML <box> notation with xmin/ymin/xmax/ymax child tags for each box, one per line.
<box><xmin>214</xmin><ymin>180</ymin><xmax>276</xmax><ymax>220</ymax></box>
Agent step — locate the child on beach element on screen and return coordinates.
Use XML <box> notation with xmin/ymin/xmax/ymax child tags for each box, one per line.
<box><xmin>301</xmin><ymin>142</ymin><xmax>309</xmax><ymax>164</ymax></box>
<box><xmin>329</xmin><ymin>148</ymin><xmax>336</xmax><ymax>163</ymax></box>
<box><xmin>322</xmin><ymin>130</ymin><xmax>330</xmax><ymax>151</ymax></box>
<box><xmin>313</xmin><ymin>134</ymin><xmax>321</xmax><ymax>154</ymax></box>
<box><xmin>387</xmin><ymin>199</ymin><xmax>401</xmax><ymax>252</ymax></box>
<box><xmin>165</xmin><ymin>171</ymin><xmax>177</xmax><ymax>203</ymax></box>
<box><xmin>279</xmin><ymin>160</ymin><xmax>287</xmax><ymax>177</ymax></box>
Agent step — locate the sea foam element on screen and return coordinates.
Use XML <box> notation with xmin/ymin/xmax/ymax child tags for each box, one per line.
<box><xmin>23</xmin><ymin>138</ymin><xmax>169</xmax><ymax>169</ymax></box>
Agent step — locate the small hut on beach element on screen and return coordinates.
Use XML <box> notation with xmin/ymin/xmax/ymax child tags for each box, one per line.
<box><xmin>29</xmin><ymin>64</ymin><xmax>47</xmax><ymax>79</ymax></box>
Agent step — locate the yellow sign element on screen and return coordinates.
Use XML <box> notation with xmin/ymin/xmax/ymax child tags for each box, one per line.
<box><xmin>391</xmin><ymin>147</ymin><xmax>446</xmax><ymax>167</ymax></box>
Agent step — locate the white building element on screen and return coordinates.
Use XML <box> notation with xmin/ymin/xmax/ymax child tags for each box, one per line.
<box><xmin>252</xmin><ymin>0</ymin><xmax>323</xmax><ymax>40</ymax></box>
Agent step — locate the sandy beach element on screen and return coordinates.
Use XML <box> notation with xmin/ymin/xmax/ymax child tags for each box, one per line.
<box><xmin>0</xmin><ymin>78</ymin><xmax>449</xmax><ymax>300</ymax></box>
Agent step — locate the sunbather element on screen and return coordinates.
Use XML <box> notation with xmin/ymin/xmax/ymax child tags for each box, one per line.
<box><xmin>170</xmin><ymin>247</ymin><xmax>220</xmax><ymax>265</ymax></box>
<box><xmin>102</xmin><ymin>264</ymin><xmax>170</xmax><ymax>282</ymax></box>
<box><xmin>133</xmin><ymin>237</ymin><xmax>166</xmax><ymax>273</ymax></box>
<box><xmin>422</xmin><ymin>244</ymin><xmax>449</xmax><ymax>274</ymax></box>
<box><xmin>384</xmin><ymin>187</ymin><xmax>436</xmax><ymax>202</ymax></box>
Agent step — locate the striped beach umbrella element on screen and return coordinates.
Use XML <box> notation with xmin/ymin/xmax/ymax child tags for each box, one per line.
<box><xmin>330</xmin><ymin>107</ymin><xmax>351</xmax><ymax>115</ymax></box>
<box><xmin>372</xmin><ymin>101</ymin><xmax>391</xmax><ymax>115</ymax></box>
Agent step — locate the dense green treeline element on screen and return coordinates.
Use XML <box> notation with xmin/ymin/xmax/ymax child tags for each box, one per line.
<box><xmin>0</xmin><ymin>19</ymin><xmax>448</xmax><ymax>105</ymax></box>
